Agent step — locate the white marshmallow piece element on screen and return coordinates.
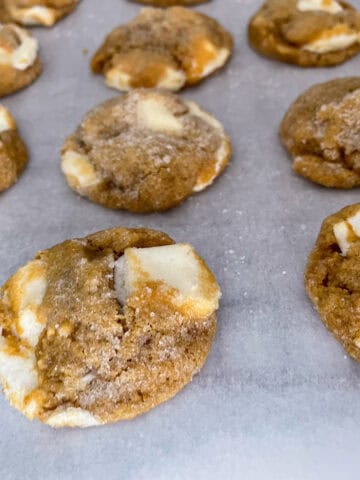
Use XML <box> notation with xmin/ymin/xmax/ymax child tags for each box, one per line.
<box><xmin>0</xmin><ymin>335</ymin><xmax>38</xmax><ymax>412</ymax></box>
<box><xmin>0</xmin><ymin>25</ymin><xmax>38</xmax><ymax>70</ymax></box>
<box><xmin>61</xmin><ymin>150</ymin><xmax>100</xmax><ymax>189</ymax></box>
<box><xmin>114</xmin><ymin>244</ymin><xmax>221</xmax><ymax>318</ymax></box>
<box><xmin>105</xmin><ymin>68</ymin><xmax>132</xmax><ymax>91</ymax></box>
<box><xmin>333</xmin><ymin>210</ymin><xmax>360</xmax><ymax>255</ymax></box>
<box><xmin>0</xmin><ymin>105</ymin><xmax>16</xmax><ymax>133</ymax></box>
<box><xmin>0</xmin><ymin>260</ymin><xmax>47</xmax><ymax>416</ymax></box>
<box><xmin>10</xmin><ymin>6</ymin><xmax>57</xmax><ymax>27</ymax></box>
<box><xmin>137</xmin><ymin>97</ymin><xmax>183</xmax><ymax>135</ymax></box>
<box><xmin>191</xmin><ymin>39</ymin><xmax>230</xmax><ymax>79</ymax></box>
<box><xmin>106</xmin><ymin>65</ymin><xmax>186</xmax><ymax>92</ymax></box>
<box><xmin>156</xmin><ymin>67</ymin><xmax>186</xmax><ymax>91</ymax></box>
<box><xmin>200</xmin><ymin>46</ymin><xmax>230</xmax><ymax>78</ymax></box>
<box><xmin>19</xmin><ymin>274</ymin><xmax>47</xmax><ymax>311</ymax></box>
<box><xmin>297</xmin><ymin>0</ymin><xmax>343</xmax><ymax>13</ymax></box>
<box><xmin>18</xmin><ymin>309</ymin><xmax>44</xmax><ymax>348</ymax></box>
<box><xmin>46</xmin><ymin>407</ymin><xmax>100</xmax><ymax>428</ymax></box>
<box><xmin>303</xmin><ymin>31</ymin><xmax>359</xmax><ymax>54</ymax></box>
<box><xmin>348</xmin><ymin>211</ymin><xmax>360</xmax><ymax>236</ymax></box>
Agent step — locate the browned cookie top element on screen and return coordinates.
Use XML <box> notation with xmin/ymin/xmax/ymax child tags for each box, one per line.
<box><xmin>61</xmin><ymin>89</ymin><xmax>231</xmax><ymax>213</ymax></box>
<box><xmin>0</xmin><ymin>2</ymin><xmax>12</xmax><ymax>22</ymax></box>
<box><xmin>248</xmin><ymin>0</ymin><xmax>360</xmax><ymax>66</ymax></box>
<box><xmin>0</xmin><ymin>105</ymin><xmax>28</xmax><ymax>191</ymax></box>
<box><xmin>280</xmin><ymin>77</ymin><xmax>360</xmax><ymax>188</ymax></box>
<box><xmin>0</xmin><ymin>227</ymin><xmax>221</xmax><ymax>427</ymax></box>
<box><xmin>0</xmin><ymin>0</ymin><xmax>79</xmax><ymax>26</ymax></box>
<box><xmin>305</xmin><ymin>204</ymin><xmax>360</xmax><ymax>362</ymax></box>
<box><xmin>91</xmin><ymin>7</ymin><xmax>233</xmax><ymax>92</ymax></box>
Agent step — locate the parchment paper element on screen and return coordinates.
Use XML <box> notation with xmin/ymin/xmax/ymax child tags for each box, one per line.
<box><xmin>1</xmin><ymin>0</ymin><xmax>360</xmax><ymax>478</ymax></box>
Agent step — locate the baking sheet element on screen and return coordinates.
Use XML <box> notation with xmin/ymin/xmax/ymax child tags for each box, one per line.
<box><xmin>1</xmin><ymin>0</ymin><xmax>360</xmax><ymax>478</ymax></box>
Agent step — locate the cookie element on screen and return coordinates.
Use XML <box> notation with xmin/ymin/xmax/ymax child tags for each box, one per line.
<box><xmin>130</xmin><ymin>0</ymin><xmax>208</xmax><ymax>5</ymax></box>
<box><xmin>0</xmin><ymin>105</ymin><xmax>28</xmax><ymax>192</ymax></box>
<box><xmin>0</xmin><ymin>0</ymin><xmax>79</xmax><ymax>27</ymax></box>
<box><xmin>248</xmin><ymin>0</ymin><xmax>360</xmax><ymax>67</ymax></box>
<box><xmin>91</xmin><ymin>7</ymin><xmax>232</xmax><ymax>92</ymax></box>
<box><xmin>0</xmin><ymin>3</ymin><xmax>11</xmax><ymax>23</ymax></box>
<box><xmin>0</xmin><ymin>227</ymin><xmax>221</xmax><ymax>427</ymax></box>
<box><xmin>280</xmin><ymin>77</ymin><xmax>360</xmax><ymax>188</ymax></box>
<box><xmin>61</xmin><ymin>89</ymin><xmax>231</xmax><ymax>212</ymax></box>
<box><xmin>304</xmin><ymin>203</ymin><xmax>360</xmax><ymax>362</ymax></box>
<box><xmin>0</xmin><ymin>23</ymin><xmax>41</xmax><ymax>97</ymax></box>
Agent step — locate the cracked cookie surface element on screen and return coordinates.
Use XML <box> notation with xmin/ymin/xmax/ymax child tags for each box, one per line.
<box><xmin>0</xmin><ymin>0</ymin><xmax>79</xmax><ymax>27</ymax></box>
<box><xmin>0</xmin><ymin>105</ymin><xmax>28</xmax><ymax>191</ymax></box>
<box><xmin>61</xmin><ymin>89</ymin><xmax>231</xmax><ymax>212</ymax></box>
<box><xmin>305</xmin><ymin>204</ymin><xmax>360</xmax><ymax>362</ymax></box>
<box><xmin>91</xmin><ymin>7</ymin><xmax>232</xmax><ymax>92</ymax></box>
<box><xmin>0</xmin><ymin>22</ymin><xmax>41</xmax><ymax>96</ymax></box>
<box><xmin>248</xmin><ymin>0</ymin><xmax>360</xmax><ymax>67</ymax></box>
<box><xmin>280</xmin><ymin>77</ymin><xmax>360</xmax><ymax>188</ymax></box>
<box><xmin>0</xmin><ymin>227</ymin><xmax>221</xmax><ymax>427</ymax></box>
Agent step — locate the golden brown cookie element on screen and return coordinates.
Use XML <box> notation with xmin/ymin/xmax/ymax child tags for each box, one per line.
<box><xmin>248</xmin><ymin>0</ymin><xmax>360</xmax><ymax>67</ymax></box>
<box><xmin>61</xmin><ymin>89</ymin><xmax>231</xmax><ymax>213</ymax></box>
<box><xmin>0</xmin><ymin>23</ymin><xmax>41</xmax><ymax>97</ymax></box>
<box><xmin>280</xmin><ymin>77</ymin><xmax>360</xmax><ymax>188</ymax></box>
<box><xmin>91</xmin><ymin>7</ymin><xmax>233</xmax><ymax>92</ymax></box>
<box><xmin>0</xmin><ymin>2</ymin><xmax>11</xmax><ymax>22</ymax></box>
<box><xmin>0</xmin><ymin>0</ymin><xmax>79</xmax><ymax>27</ymax></box>
<box><xmin>130</xmin><ymin>0</ymin><xmax>208</xmax><ymax>5</ymax></box>
<box><xmin>0</xmin><ymin>227</ymin><xmax>221</xmax><ymax>427</ymax></box>
<box><xmin>0</xmin><ymin>104</ymin><xmax>28</xmax><ymax>192</ymax></box>
<box><xmin>305</xmin><ymin>203</ymin><xmax>360</xmax><ymax>362</ymax></box>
